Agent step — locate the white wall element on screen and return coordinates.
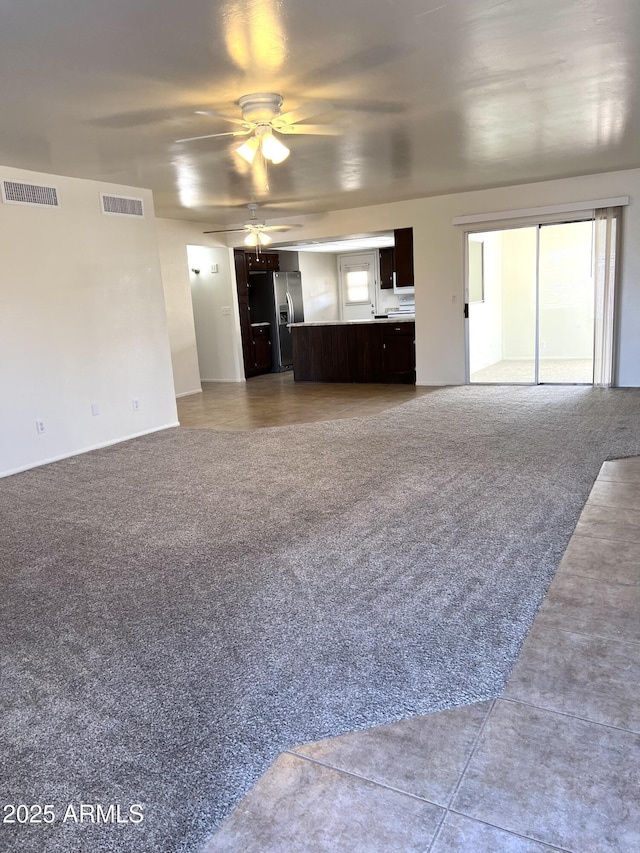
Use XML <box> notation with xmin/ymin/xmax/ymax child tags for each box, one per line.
<box><xmin>187</xmin><ymin>245</ymin><xmax>244</xmax><ymax>382</ymax></box>
<box><xmin>223</xmin><ymin>168</ymin><xmax>640</xmax><ymax>386</ymax></box>
<box><xmin>296</xmin><ymin>252</ymin><xmax>340</xmax><ymax>321</ymax></box>
<box><xmin>155</xmin><ymin>218</ymin><xmax>243</xmax><ymax>392</ymax></box>
<box><xmin>0</xmin><ymin>166</ymin><xmax>178</xmax><ymax>477</ymax></box>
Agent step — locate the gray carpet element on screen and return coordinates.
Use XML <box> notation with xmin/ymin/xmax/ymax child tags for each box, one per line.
<box><xmin>2</xmin><ymin>385</ymin><xmax>640</xmax><ymax>852</ymax></box>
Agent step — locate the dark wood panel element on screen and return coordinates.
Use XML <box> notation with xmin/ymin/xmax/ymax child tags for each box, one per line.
<box><xmin>292</xmin><ymin>322</ymin><xmax>415</xmax><ymax>384</ymax></box>
<box><xmin>251</xmin><ymin>325</ymin><xmax>272</xmax><ymax>373</ymax></box>
<box><xmin>352</xmin><ymin>322</ymin><xmax>383</xmax><ymax>382</ymax></box>
<box><xmin>234</xmin><ymin>249</ymin><xmax>257</xmax><ymax>377</ymax></box>
<box><xmin>234</xmin><ymin>249</ymin><xmax>249</xmax><ymax>304</ymax></box>
<box><xmin>382</xmin><ymin>324</ymin><xmax>415</xmax><ymax>383</ymax></box>
<box><xmin>246</xmin><ymin>251</ymin><xmax>280</xmax><ymax>271</ymax></box>
<box><xmin>394</xmin><ymin>227</ymin><xmax>414</xmax><ymax>288</ymax></box>
<box><xmin>379</xmin><ymin>246</ymin><xmax>395</xmax><ymax>290</ymax></box>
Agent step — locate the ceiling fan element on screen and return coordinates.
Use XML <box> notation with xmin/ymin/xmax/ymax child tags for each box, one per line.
<box><xmin>204</xmin><ymin>203</ymin><xmax>304</xmax><ymax>247</ymax></box>
<box><xmin>176</xmin><ymin>93</ymin><xmax>340</xmax><ymax>164</ymax></box>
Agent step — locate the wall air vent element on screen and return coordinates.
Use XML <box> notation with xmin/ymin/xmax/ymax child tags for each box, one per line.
<box><xmin>1</xmin><ymin>180</ymin><xmax>59</xmax><ymax>208</ymax></box>
<box><xmin>100</xmin><ymin>193</ymin><xmax>144</xmax><ymax>218</ymax></box>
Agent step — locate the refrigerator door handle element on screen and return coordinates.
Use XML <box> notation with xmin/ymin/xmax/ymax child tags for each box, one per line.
<box><xmin>286</xmin><ymin>291</ymin><xmax>294</xmax><ymax>325</ymax></box>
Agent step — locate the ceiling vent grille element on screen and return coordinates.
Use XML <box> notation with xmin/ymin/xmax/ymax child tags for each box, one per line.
<box><xmin>2</xmin><ymin>180</ymin><xmax>59</xmax><ymax>208</ymax></box>
<box><xmin>101</xmin><ymin>193</ymin><xmax>144</xmax><ymax>218</ymax></box>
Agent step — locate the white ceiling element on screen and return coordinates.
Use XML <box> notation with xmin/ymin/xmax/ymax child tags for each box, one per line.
<box><xmin>1</xmin><ymin>0</ymin><xmax>638</xmax><ymax>228</ymax></box>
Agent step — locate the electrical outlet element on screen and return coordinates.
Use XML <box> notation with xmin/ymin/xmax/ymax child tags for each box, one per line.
<box><xmin>91</xmin><ymin>402</ymin><xmax>100</xmax><ymax>416</ymax></box>
<box><xmin>35</xmin><ymin>420</ymin><xmax>46</xmax><ymax>435</ymax></box>
<box><xmin>132</xmin><ymin>398</ymin><xmax>140</xmax><ymax>412</ymax></box>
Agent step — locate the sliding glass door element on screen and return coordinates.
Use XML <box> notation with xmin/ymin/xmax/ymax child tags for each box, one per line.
<box><xmin>467</xmin><ymin>219</ymin><xmax>596</xmax><ymax>385</ymax></box>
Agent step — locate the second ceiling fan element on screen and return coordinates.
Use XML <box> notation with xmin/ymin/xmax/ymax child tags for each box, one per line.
<box><xmin>204</xmin><ymin>203</ymin><xmax>303</xmax><ymax>247</ymax></box>
<box><xmin>177</xmin><ymin>93</ymin><xmax>341</xmax><ymax>164</ymax></box>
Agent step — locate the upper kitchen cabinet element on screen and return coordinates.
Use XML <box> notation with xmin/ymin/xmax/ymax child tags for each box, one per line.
<box><xmin>393</xmin><ymin>227</ymin><xmax>414</xmax><ymax>288</ymax></box>
<box><xmin>379</xmin><ymin>246</ymin><xmax>395</xmax><ymax>289</ymax></box>
<box><xmin>378</xmin><ymin>229</ymin><xmax>414</xmax><ymax>290</ymax></box>
<box><xmin>246</xmin><ymin>252</ymin><xmax>280</xmax><ymax>272</ymax></box>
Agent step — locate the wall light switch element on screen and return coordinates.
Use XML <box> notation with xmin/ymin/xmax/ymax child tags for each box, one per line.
<box><xmin>221</xmin><ymin>305</ymin><xmax>231</xmax><ymax>315</ymax></box>
<box><xmin>211</xmin><ymin>264</ymin><xmax>219</xmax><ymax>274</ymax></box>
<box><xmin>91</xmin><ymin>402</ymin><xmax>100</xmax><ymax>416</ymax></box>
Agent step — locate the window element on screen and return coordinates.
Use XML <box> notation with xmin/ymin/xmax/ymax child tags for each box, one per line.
<box><xmin>344</xmin><ymin>265</ymin><xmax>370</xmax><ymax>304</ymax></box>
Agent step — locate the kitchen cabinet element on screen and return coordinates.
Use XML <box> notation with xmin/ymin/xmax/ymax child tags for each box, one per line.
<box><xmin>378</xmin><ymin>230</ymin><xmax>413</xmax><ymax>290</ymax></box>
<box><xmin>382</xmin><ymin>323</ymin><xmax>415</xmax><ymax>383</ymax></box>
<box><xmin>291</xmin><ymin>320</ymin><xmax>415</xmax><ymax>384</ymax></box>
<box><xmin>234</xmin><ymin>249</ymin><xmax>280</xmax><ymax>377</ymax></box>
<box><xmin>246</xmin><ymin>251</ymin><xmax>280</xmax><ymax>271</ymax></box>
<box><xmin>379</xmin><ymin>246</ymin><xmax>395</xmax><ymax>289</ymax></box>
<box><xmin>251</xmin><ymin>323</ymin><xmax>272</xmax><ymax>373</ymax></box>
<box><xmin>393</xmin><ymin>227</ymin><xmax>414</xmax><ymax>288</ymax></box>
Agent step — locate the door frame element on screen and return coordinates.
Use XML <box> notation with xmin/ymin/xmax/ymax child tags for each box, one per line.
<box><xmin>464</xmin><ymin>210</ymin><xmax>599</xmax><ymax>386</ymax></box>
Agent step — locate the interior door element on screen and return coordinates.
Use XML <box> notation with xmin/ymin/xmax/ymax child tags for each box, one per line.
<box><xmin>339</xmin><ymin>252</ymin><xmax>377</xmax><ymax>321</ymax></box>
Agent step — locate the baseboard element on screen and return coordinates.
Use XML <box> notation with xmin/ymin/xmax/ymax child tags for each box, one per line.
<box><xmin>1</xmin><ymin>422</ymin><xmax>180</xmax><ymax>479</ymax></box>
<box><xmin>176</xmin><ymin>388</ymin><xmax>203</xmax><ymax>398</ymax></box>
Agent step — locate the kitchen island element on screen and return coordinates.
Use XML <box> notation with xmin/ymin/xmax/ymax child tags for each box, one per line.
<box><xmin>290</xmin><ymin>318</ymin><xmax>415</xmax><ymax>384</ymax></box>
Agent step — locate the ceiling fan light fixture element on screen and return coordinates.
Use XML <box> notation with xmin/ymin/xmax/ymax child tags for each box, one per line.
<box><xmin>260</xmin><ymin>129</ymin><xmax>290</xmax><ymax>164</ymax></box>
<box><xmin>236</xmin><ymin>135</ymin><xmax>260</xmax><ymax>164</ymax></box>
<box><xmin>244</xmin><ymin>231</ymin><xmax>259</xmax><ymax>246</ymax></box>
<box><xmin>258</xmin><ymin>232</ymin><xmax>272</xmax><ymax>246</ymax></box>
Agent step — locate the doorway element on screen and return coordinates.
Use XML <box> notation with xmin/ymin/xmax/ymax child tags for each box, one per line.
<box><xmin>338</xmin><ymin>251</ymin><xmax>377</xmax><ymax>321</ymax></box>
<box><xmin>467</xmin><ymin>220</ymin><xmax>595</xmax><ymax>384</ymax></box>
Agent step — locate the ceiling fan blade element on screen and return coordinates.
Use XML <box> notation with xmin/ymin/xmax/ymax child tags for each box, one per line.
<box><xmin>275</xmin><ymin>124</ymin><xmax>342</xmax><ymax>136</ymax></box>
<box><xmin>195</xmin><ymin>110</ymin><xmax>254</xmax><ymax>129</ymax></box>
<box><xmin>274</xmin><ymin>100</ymin><xmax>334</xmax><ymax>126</ymax></box>
<box><xmin>175</xmin><ymin>129</ymin><xmax>252</xmax><ymax>143</ymax></box>
<box><xmin>202</xmin><ymin>227</ymin><xmax>247</xmax><ymax>234</ymax></box>
<box><xmin>262</xmin><ymin>224</ymin><xmax>304</xmax><ymax>232</ymax></box>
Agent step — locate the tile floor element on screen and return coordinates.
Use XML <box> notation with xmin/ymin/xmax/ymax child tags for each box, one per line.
<box><xmin>470</xmin><ymin>358</ymin><xmax>593</xmax><ymax>385</ymax></box>
<box><xmin>187</xmin><ymin>379</ymin><xmax>639</xmax><ymax>852</ymax></box>
<box><xmin>177</xmin><ymin>373</ymin><xmax>435</xmax><ymax>430</ymax></box>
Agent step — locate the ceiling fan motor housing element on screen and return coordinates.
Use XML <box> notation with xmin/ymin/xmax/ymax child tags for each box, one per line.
<box><xmin>238</xmin><ymin>93</ymin><xmax>283</xmax><ymax>124</ymax></box>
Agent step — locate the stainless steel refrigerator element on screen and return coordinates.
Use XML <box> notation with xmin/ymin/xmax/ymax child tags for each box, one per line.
<box><xmin>248</xmin><ymin>270</ymin><xmax>304</xmax><ymax>371</ymax></box>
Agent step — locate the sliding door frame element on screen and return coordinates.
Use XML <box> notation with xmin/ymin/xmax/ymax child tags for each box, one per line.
<box><xmin>464</xmin><ymin>208</ymin><xmax>605</xmax><ymax>386</ymax></box>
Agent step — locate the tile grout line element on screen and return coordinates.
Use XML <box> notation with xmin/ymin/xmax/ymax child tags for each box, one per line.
<box><xmin>555</xmin><ymin>567</ymin><xmax>640</xmax><ymax>589</ymax></box>
<box><xmin>571</xmin><ymin>530</ymin><xmax>640</xmax><ymax>545</ymax></box>
<box><xmin>282</xmin><ymin>750</ymin><xmax>446</xmax><ymax>809</ymax></box>
<box><xmin>530</xmin><ymin>618</ymin><xmax>640</xmax><ymax>647</ymax></box>
<box><xmin>443</xmin><ymin>809</ymin><xmax>574</xmax><ymax>853</ymax></box>
<box><xmin>499</xmin><ymin>695</ymin><xmax>640</xmax><ymax>736</ymax></box>
<box><xmin>425</xmin><ymin>698</ymin><xmax>498</xmax><ymax>853</ymax></box>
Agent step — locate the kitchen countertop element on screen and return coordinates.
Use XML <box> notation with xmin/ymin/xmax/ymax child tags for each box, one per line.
<box><xmin>290</xmin><ymin>317</ymin><xmax>415</xmax><ymax>327</ymax></box>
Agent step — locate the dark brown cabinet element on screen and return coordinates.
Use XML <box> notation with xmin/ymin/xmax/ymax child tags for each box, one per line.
<box><xmin>234</xmin><ymin>249</ymin><xmax>279</xmax><ymax>377</ymax></box>
<box><xmin>379</xmin><ymin>230</ymin><xmax>413</xmax><ymax>290</ymax></box>
<box><xmin>382</xmin><ymin>323</ymin><xmax>415</xmax><ymax>383</ymax></box>
<box><xmin>379</xmin><ymin>246</ymin><xmax>395</xmax><ymax>289</ymax></box>
<box><xmin>246</xmin><ymin>252</ymin><xmax>280</xmax><ymax>271</ymax></box>
<box><xmin>291</xmin><ymin>321</ymin><xmax>415</xmax><ymax>384</ymax></box>
<box><xmin>393</xmin><ymin>227</ymin><xmax>414</xmax><ymax>288</ymax></box>
<box><xmin>251</xmin><ymin>323</ymin><xmax>272</xmax><ymax>372</ymax></box>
